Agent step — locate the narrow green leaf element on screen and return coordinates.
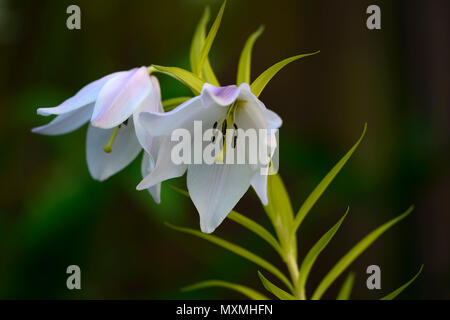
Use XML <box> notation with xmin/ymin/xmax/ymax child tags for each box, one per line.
<box><xmin>337</xmin><ymin>272</ymin><xmax>355</xmax><ymax>300</ymax></box>
<box><xmin>182</xmin><ymin>280</ymin><xmax>269</xmax><ymax>300</ymax></box>
<box><xmin>311</xmin><ymin>206</ymin><xmax>414</xmax><ymax>300</ymax></box>
<box><xmin>264</xmin><ymin>174</ymin><xmax>296</xmax><ymax>259</ymax></box>
<box><xmin>168</xmin><ymin>185</ymin><xmax>282</xmax><ymax>256</ymax></box>
<box><xmin>380</xmin><ymin>265</ymin><xmax>423</xmax><ymax>300</ymax></box>
<box><xmin>151</xmin><ymin>65</ymin><xmax>205</xmax><ymax>94</ymax></box>
<box><xmin>162</xmin><ymin>97</ymin><xmax>191</xmax><ymax>111</ymax></box>
<box><xmin>202</xmin><ymin>60</ymin><xmax>220</xmax><ymax>86</ymax></box>
<box><xmin>237</xmin><ymin>26</ymin><xmax>264</xmax><ymax>85</ymax></box>
<box><xmin>190</xmin><ymin>7</ymin><xmax>210</xmax><ymax>72</ymax></box>
<box><xmin>189</xmin><ymin>7</ymin><xmax>220</xmax><ymax>85</ymax></box>
<box><xmin>166</xmin><ymin>222</ymin><xmax>293</xmax><ymax>292</ymax></box>
<box><xmin>196</xmin><ymin>1</ymin><xmax>226</xmax><ymax>77</ymax></box>
<box><xmin>250</xmin><ymin>51</ymin><xmax>319</xmax><ymax>97</ymax></box>
<box><xmin>258</xmin><ymin>271</ymin><xmax>296</xmax><ymax>300</ymax></box>
<box><xmin>298</xmin><ymin>207</ymin><xmax>349</xmax><ymax>297</ymax></box>
<box><xmin>228</xmin><ymin>211</ymin><xmax>283</xmax><ymax>257</ymax></box>
<box><xmin>294</xmin><ymin>123</ymin><xmax>367</xmax><ymax>232</ymax></box>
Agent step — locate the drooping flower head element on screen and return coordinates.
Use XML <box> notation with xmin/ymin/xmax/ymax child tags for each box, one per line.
<box><xmin>129</xmin><ymin>1</ymin><xmax>318</xmax><ymax>232</ymax></box>
<box><xmin>137</xmin><ymin>83</ymin><xmax>281</xmax><ymax>233</ymax></box>
<box><xmin>32</xmin><ymin>66</ymin><xmax>163</xmax><ymax>202</ymax></box>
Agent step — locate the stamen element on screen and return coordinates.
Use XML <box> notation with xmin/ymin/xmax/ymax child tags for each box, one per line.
<box><xmin>221</xmin><ymin>119</ymin><xmax>227</xmax><ymax>137</ymax></box>
<box><xmin>213</xmin><ymin>121</ymin><xmax>218</xmax><ymax>129</ymax></box>
<box><xmin>103</xmin><ymin>126</ymin><xmax>120</xmax><ymax>153</ymax></box>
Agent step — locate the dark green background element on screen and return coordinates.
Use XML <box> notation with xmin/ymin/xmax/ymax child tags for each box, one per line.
<box><xmin>0</xmin><ymin>0</ymin><xmax>449</xmax><ymax>299</ymax></box>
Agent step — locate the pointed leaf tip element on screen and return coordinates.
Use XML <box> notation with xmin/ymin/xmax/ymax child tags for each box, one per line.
<box><xmin>311</xmin><ymin>206</ymin><xmax>413</xmax><ymax>300</ymax></box>
<box><xmin>190</xmin><ymin>6</ymin><xmax>211</xmax><ymax>73</ymax></box>
<box><xmin>237</xmin><ymin>25</ymin><xmax>265</xmax><ymax>85</ymax></box>
<box><xmin>196</xmin><ymin>0</ymin><xmax>226</xmax><ymax>77</ymax></box>
<box><xmin>293</xmin><ymin>123</ymin><xmax>367</xmax><ymax>232</ymax></box>
<box><xmin>190</xmin><ymin>5</ymin><xmax>220</xmax><ymax>85</ymax></box>
<box><xmin>298</xmin><ymin>207</ymin><xmax>349</xmax><ymax>297</ymax></box>
<box><xmin>380</xmin><ymin>264</ymin><xmax>423</xmax><ymax>300</ymax></box>
<box><xmin>250</xmin><ymin>50</ymin><xmax>320</xmax><ymax>97</ymax></box>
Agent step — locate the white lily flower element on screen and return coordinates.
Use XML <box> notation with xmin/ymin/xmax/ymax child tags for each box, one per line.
<box><xmin>32</xmin><ymin>67</ymin><xmax>163</xmax><ymax>203</ymax></box>
<box><xmin>136</xmin><ymin>83</ymin><xmax>282</xmax><ymax>233</ymax></box>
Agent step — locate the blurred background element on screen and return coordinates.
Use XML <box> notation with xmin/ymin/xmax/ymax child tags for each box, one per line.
<box><xmin>0</xmin><ymin>0</ymin><xmax>449</xmax><ymax>299</ymax></box>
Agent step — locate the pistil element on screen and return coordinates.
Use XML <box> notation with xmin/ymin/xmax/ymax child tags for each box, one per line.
<box><xmin>103</xmin><ymin>126</ymin><xmax>120</xmax><ymax>153</ymax></box>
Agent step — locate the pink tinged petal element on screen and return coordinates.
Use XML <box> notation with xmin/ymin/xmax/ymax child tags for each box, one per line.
<box><xmin>138</xmin><ymin>96</ymin><xmax>222</xmax><ymax>137</ymax></box>
<box><xmin>149</xmin><ymin>75</ymin><xmax>163</xmax><ymax>110</ymax></box>
<box><xmin>187</xmin><ymin>163</ymin><xmax>256</xmax><ymax>233</ymax></box>
<box><xmin>237</xmin><ymin>83</ymin><xmax>282</xmax><ymax>129</ymax></box>
<box><xmin>201</xmin><ymin>83</ymin><xmax>240</xmax><ymax>107</ymax></box>
<box><xmin>141</xmin><ymin>152</ymin><xmax>161</xmax><ymax>204</ymax></box>
<box><xmin>264</xmin><ymin>109</ymin><xmax>282</xmax><ymax>129</ymax></box>
<box><xmin>86</xmin><ymin>118</ymin><xmax>142</xmax><ymax>181</ymax></box>
<box><xmin>32</xmin><ymin>103</ymin><xmax>94</xmax><ymax>136</ymax></box>
<box><xmin>133</xmin><ymin>76</ymin><xmax>164</xmax><ymax>154</ymax></box>
<box><xmin>250</xmin><ymin>172</ymin><xmax>269</xmax><ymax>205</ymax></box>
<box><xmin>37</xmin><ymin>72</ymin><xmax>123</xmax><ymax>116</ymax></box>
<box><xmin>91</xmin><ymin>67</ymin><xmax>152</xmax><ymax>129</ymax></box>
<box><xmin>136</xmin><ymin>137</ymin><xmax>187</xmax><ymax>190</ymax></box>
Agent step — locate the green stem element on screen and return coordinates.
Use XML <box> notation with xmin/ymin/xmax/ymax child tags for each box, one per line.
<box><xmin>269</xmin><ymin>214</ymin><xmax>302</xmax><ymax>299</ymax></box>
<box><xmin>285</xmin><ymin>249</ymin><xmax>301</xmax><ymax>299</ymax></box>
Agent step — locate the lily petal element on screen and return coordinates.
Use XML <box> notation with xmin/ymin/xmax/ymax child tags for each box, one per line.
<box><xmin>187</xmin><ymin>163</ymin><xmax>256</xmax><ymax>233</ymax></box>
<box><xmin>133</xmin><ymin>76</ymin><xmax>164</xmax><ymax>154</ymax></box>
<box><xmin>201</xmin><ymin>83</ymin><xmax>240</xmax><ymax>107</ymax></box>
<box><xmin>37</xmin><ymin>72</ymin><xmax>122</xmax><ymax>116</ymax></box>
<box><xmin>138</xmin><ymin>96</ymin><xmax>222</xmax><ymax>137</ymax></box>
<box><xmin>86</xmin><ymin>118</ymin><xmax>142</xmax><ymax>181</ymax></box>
<box><xmin>32</xmin><ymin>103</ymin><xmax>94</xmax><ymax>135</ymax></box>
<box><xmin>137</xmin><ymin>136</ymin><xmax>187</xmax><ymax>190</ymax></box>
<box><xmin>141</xmin><ymin>152</ymin><xmax>161</xmax><ymax>204</ymax></box>
<box><xmin>250</xmin><ymin>172</ymin><xmax>269</xmax><ymax>205</ymax></box>
<box><xmin>91</xmin><ymin>67</ymin><xmax>152</xmax><ymax>129</ymax></box>
<box><xmin>237</xmin><ymin>83</ymin><xmax>282</xmax><ymax>129</ymax></box>
<box><xmin>263</xmin><ymin>108</ymin><xmax>283</xmax><ymax>129</ymax></box>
